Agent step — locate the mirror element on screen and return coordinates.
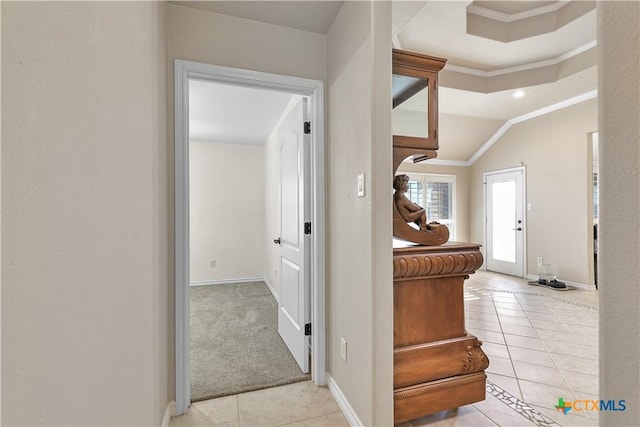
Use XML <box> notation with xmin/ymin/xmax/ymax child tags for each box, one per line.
<box><xmin>391</xmin><ymin>49</ymin><xmax>445</xmax><ymax>152</ymax></box>
<box><xmin>392</xmin><ymin>74</ymin><xmax>429</xmax><ymax>139</ymax></box>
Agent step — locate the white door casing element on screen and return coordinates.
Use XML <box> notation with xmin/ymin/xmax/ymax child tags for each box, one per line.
<box><xmin>174</xmin><ymin>59</ymin><xmax>325</xmax><ymax>416</ymax></box>
<box><xmin>277</xmin><ymin>98</ymin><xmax>310</xmax><ymax>373</ymax></box>
<box><xmin>485</xmin><ymin>168</ymin><xmax>526</xmax><ymax>277</ymax></box>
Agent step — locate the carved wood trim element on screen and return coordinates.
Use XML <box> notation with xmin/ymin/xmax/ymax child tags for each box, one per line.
<box><xmin>393</xmin><ymin>49</ymin><xmax>447</xmax><ymax>73</ymax></box>
<box><xmin>393</xmin><ymin>250</ymin><xmax>483</xmax><ymax>279</ymax></box>
<box><xmin>461</xmin><ymin>340</ymin><xmax>490</xmax><ymax>374</ymax></box>
<box><xmin>393</xmin><ymin>146</ymin><xmax>438</xmax><ymax>175</ymax></box>
<box><xmin>393</xmin><ymin>135</ymin><xmax>439</xmax><ymax>151</ymax></box>
<box><xmin>393</xmin><ymin>373</ymin><xmax>486</xmax><ymax>400</ymax></box>
<box><xmin>394</xmin><ymin>335</ymin><xmax>487</xmax><ymax>387</ymax></box>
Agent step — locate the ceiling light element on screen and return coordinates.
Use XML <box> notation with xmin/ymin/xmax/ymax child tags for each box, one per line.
<box><xmin>513</xmin><ymin>90</ymin><xmax>526</xmax><ymax>98</ymax></box>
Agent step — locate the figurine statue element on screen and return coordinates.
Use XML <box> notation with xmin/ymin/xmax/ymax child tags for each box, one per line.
<box><xmin>393</xmin><ymin>174</ymin><xmax>429</xmax><ymax>231</ymax></box>
<box><xmin>392</xmin><ymin>173</ymin><xmax>449</xmax><ymax>245</ymax></box>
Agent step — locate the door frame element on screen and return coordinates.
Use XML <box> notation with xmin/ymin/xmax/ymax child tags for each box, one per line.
<box><xmin>587</xmin><ymin>131</ymin><xmax>598</xmax><ymax>288</ymax></box>
<box><xmin>174</xmin><ymin>59</ymin><xmax>326</xmax><ymax>415</ymax></box>
<box><xmin>483</xmin><ymin>166</ymin><xmax>527</xmax><ymax>278</ymax></box>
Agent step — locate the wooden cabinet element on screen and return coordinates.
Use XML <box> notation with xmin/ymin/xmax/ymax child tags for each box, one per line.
<box><xmin>392</xmin><ymin>49</ymin><xmax>450</xmax><ymax>246</ymax></box>
<box><xmin>393</xmin><ymin>242</ymin><xmax>489</xmax><ymax>424</ymax></box>
<box><xmin>392</xmin><ymin>49</ymin><xmax>446</xmax><ymax>165</ymax></box>
<box><xmin>391</xmin><ymin>49</ymin><xmax>488</xmax><ymax>422</ymax></box>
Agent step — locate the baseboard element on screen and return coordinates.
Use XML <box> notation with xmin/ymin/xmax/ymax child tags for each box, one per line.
<box><xmin>326</xmin><ymin>374</ymin><xmax>364</xmax><ymax>427</ymax></box>
<box><xmin>161</xmin><ymin>401</ymin><xmax>176</xmax><ymax>427</ymax></box>
<box><xmin>189</xmin><ymin>277</ymin><xmax>264</xmax><ymax>286</ymax></box>
<box><xmin>526</xmin><ymin>274</ymin><xmax>595</xmax><ymax>291</ymax></box>
<box><xmin>190</xmin><ymin>276</ymin><xmax>283</xmax><ymax>299</ymax></box>
<box><xmin>263</xmin><ymin>276</ymin><xmax>280</xmax><ymax>303</ymax></box>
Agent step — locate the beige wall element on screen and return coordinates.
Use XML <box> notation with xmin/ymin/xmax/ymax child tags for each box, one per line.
<box><xmin>470</xmin><ymin>100</ymin><xmax>597</xmax><ymax>285</ymax></box>
<box><xmin>370</xmin><ymin>4</ymin><xmax>394</xmax><ymax>421</ymax></box>
<box><xmin>327</xmin><ymin>2</ymin><xmax>393</xmax><ymax>425</ymax></box>
<box><xmin>166</xmin><ymin>4</ymin><xmax>326</xmax><ymax>82</ymax></box>
<box><xmin>397</xmin><ymin>163</ymin><xmax>471</xmax><ymax>242</ymax></box>
<box><xmin>1</xmin><ymin>2</ymin><xmax>169</xmax><ymax>425</ymax></box>
<box><xmin>598</xmin><ymin>2</ymin><xmax>640</xmax><ymax>425</ymax></box>
<box><xmin>189</xmin><ymin>141</ymin><xmax>265</xmax><ymax>283</ymax></box>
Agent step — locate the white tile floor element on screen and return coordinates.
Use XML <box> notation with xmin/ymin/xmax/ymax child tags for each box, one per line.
<box><xmin>170</xmin><ymin>381</ymin><xmax>349</xmax><ymax>427</ymax></box>
<box><xmin>171</xmin><ymin>271</ymin><xmax>598</xmax><ymax>427</ymax></box>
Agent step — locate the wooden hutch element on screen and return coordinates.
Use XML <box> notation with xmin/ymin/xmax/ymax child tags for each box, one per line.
<box><xmin>392</xmin><ymin>49</ymin><xmax>489</xmax><ymax>424</ymax></box>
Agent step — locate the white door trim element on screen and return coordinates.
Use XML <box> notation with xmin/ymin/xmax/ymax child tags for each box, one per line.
<box><xmin>174</xmin><ymin>59</ymin><xmax>326</xmax><ymax>416</ymax></box>
<box><xmin>483</xmin><ymin>166</ymin><xmax>527</xmax><ymax>278</ymax></box>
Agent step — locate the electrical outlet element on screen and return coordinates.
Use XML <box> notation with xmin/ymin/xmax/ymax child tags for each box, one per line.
<box><xmin>340</xmin><ymin>337</ymin><xmax>347</xmax><ymax>361</ymax></box>
<box><xmin>537</xmin><ymin>257</ymin><xmax>543</xmax><ymax>265</ymax></box>
<box><xmin>275</xmin><ymin>270</ymin><xmax>278</xmax><ymax>278</ymax></box>
<box><xmin>210</xmin><ymin>260</ymin><xmax>216</xmax><ymax>268</ymax></box>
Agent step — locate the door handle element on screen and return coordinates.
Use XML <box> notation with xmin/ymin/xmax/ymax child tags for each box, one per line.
<box><xmin>274</xmin><ymin>237</ymin><xmax>281</xmax><ymax>245</ymax></box>
<box><xmin>512</xmin><ymin>227</ymin><xmax>522</xmax><ymax>231</ymax></box>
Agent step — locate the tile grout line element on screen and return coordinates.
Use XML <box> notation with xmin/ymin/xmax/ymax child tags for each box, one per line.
<box><xmin>493</xmin><ymin>288</ymin><xmax>599</xmax><ymax>404</ymax></box>
<box><xmin>489</xmin><ymin>287</ymin><xmax>598</xmax><ymax>311</ymax></box>
<box><xmin>489</xmin><ymin>289</ymin><xmax>527</xmax><ymax>403</ymax></box>
<box><xmin>498</xmin><ymin>291</ymin><xmax>532</xmax><ymax>399</ymax></box>
<box><xmin>469</xmin><ymin>406</ymin><xmax>501</xmax><ymax>426</ymax></box>
<box><xmin>467</xmin><ymin>275</ymin><xmax>599</xmax><ymax>423</ymax></box>
<box><xmin>485</xmin><ymin>380</ymin><xmax>561</xmax><ymax>426</ymax></box>
<box><xmin>475</xmin><ymin>287</ymin><xmax>596</xmax><ymax>407</ymax></box>
<box><xmin>508</xmin><ymin>289</ymin><xmax>575</xmax><ymax>401</ymax></box>
<box><xmin>468</xmin><ymin>287</ymin><xmax>553</xmax><ymax>421</ymax></box>
<box><xmin>273</xmin><ymin>410</ymin><xmax>346</xmax><ymax>427</ymax></box>
<box><xmin>519</xmin><ymin>291</ymin><xmax>595</xmax><ymax>402</ymax></box>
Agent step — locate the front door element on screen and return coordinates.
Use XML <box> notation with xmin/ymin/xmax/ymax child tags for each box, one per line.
<box><xmin>485</xmin><ymin>168</ymin><xmax>525</xmax><ymax>277</ymax></box>
<box><xmin>277</xmin><ymin>97</ymin><xmax>310</xmax><ymax>373</ymax></box>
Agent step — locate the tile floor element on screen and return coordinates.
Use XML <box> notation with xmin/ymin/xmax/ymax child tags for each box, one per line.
<box><xmin>171</xmin><ymin>271</ymin><xmax>598</xmax><ymax>427</ymax></box>
<box><xmin>170</xmin><ymin>380</ymin><xmax>349</xmax><ymax>427</ymax></box>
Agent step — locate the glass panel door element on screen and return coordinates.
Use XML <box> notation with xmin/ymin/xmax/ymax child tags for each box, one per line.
<box><xmin>491</xmin><ymin>180</ymin><xmax>516</xmax><ymax>263</ymax></box>
<box><xmin>485</xmin><ymin>169</ymin><xmax>525</xmax><ymax>277</ymax></box>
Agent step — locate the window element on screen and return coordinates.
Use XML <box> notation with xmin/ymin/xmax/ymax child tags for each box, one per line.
<box><xmin>405</xmin><ymin>174</ymin><xmax>456</xmax><ymax>240</ymax></box>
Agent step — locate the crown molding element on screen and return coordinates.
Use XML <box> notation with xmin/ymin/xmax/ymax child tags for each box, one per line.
<box><xmin>425</xmin><ymin>159</ymin><xmax>470</xmax><ymax>167</ymax></box>
<box><xmin>466</xmin><ymin>1</ymin><xmax>595</xmax><ymax>43</ymax></box>
<box><xmin>401</xmin><ymin>158</ymin><xmax>469</xmax><ymax>167</ymax></box>
<box><xmin>467</xmin><ymin>89</ymin><xmax>597</xmax><ymax>165</ymax></box>
<box><xmin>444</xmin><ymin>41</ymin><xmax>596</xmax><ymax>78</ymax></box>
<box><xmin>398</xmin><ymin>90</ymin><xmax>596</xmax><ymax>167</ymax></box>
<box><xmin>467</xmin><ymin>1</ymin><xmax>568</xmax><ymax>23</ymax></box>
<box><xmin>392</xmin><ymin>35</ymin><xmax>402</xmax><ymax>50</ymax></box>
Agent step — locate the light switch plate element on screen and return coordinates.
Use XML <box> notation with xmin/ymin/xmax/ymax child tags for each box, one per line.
<box><xmin>357</xmin><ymin>174</ymin><xmax>365</xmax><ymax>197</ymax></box>
<box><xmin>340</xmin><ymin>337</ymin><xmax>347</xmax><ymax>361</ymax></box>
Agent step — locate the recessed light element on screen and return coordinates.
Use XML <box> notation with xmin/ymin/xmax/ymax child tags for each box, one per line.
<box><xmin>513</xmin><ymin>90</ymin><xmax>526</xmax><ymax>98</ymax></box>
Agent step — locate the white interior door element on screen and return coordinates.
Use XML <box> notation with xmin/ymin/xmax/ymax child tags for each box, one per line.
<box><xmin>485</xmin><ymin>169</ymin><xmax>525</xmax><ymax>277</ymax></box>
<box><xmin>277</xmin><ymin>97</ymin><xmax>310</xmax><ymax>373</ymax></box>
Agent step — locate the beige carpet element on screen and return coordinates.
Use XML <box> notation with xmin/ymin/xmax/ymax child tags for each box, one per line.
<box><xmin>190</xmin><ymin>281</ymin><xmax>309</xmax><ymax>402</ymax></box>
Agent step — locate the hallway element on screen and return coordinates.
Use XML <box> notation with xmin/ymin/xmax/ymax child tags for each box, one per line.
<box><xmin>171</xmin><ymin>271</ymin><xmax>598</xmax><ymax>426</ymax></box>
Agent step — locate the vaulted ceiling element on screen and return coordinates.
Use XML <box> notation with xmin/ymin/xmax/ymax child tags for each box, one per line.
<box><xmin>179</xmin><ymin>1</ymin><xmax>597</xmax><ymax>162</ymax></box>
<box><xmin>393</xmin><ymin>0</ymin><xmax>597</xmax><ymax>162</ymax></box>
